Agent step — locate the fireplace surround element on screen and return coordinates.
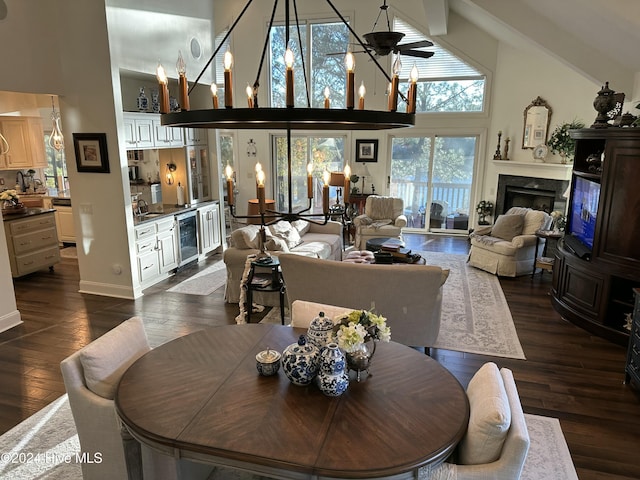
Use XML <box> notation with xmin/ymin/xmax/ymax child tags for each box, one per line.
<box><xmin>496</xmin><ymin>175</ymin><xmax>570</xmax><ymax>215</ymax></box>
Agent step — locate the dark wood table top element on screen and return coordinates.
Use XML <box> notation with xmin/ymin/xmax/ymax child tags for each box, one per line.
<box><xmin>115</xmin><ymin>324</ymin><xmax>469</xmax><ymax>479</ymax></box>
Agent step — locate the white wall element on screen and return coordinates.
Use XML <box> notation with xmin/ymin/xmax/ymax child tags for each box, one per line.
<box><xmin>0</xmin><ymin>216</ymin><xmax>21</xmax><ymax>333</ymax></box>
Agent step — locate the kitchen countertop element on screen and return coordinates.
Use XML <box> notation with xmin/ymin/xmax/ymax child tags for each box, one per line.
<box><xmin>133</xmin><ymin>201</ymin><xmax>219</xmax><ymax>226</ymax></box>
<box><xmin>2</xmin><ymin>207</ymin><xmax>56</xmax><ymax>222</ymax></box>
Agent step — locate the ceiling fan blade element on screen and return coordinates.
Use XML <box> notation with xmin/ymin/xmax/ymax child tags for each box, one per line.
<box><xmin>396</xmin><ymin>40</ymin><xmax>433</xmax><ymax>50</ymax></box>
<box><xmin>326</xmin><ymin>49</ymin><xmax>370</xmax><ymax>56</ymax></box>
<box><xmin>402</xmin><ymin>50</ymin><xmax>435</xmax><ymax>59</ymax></box>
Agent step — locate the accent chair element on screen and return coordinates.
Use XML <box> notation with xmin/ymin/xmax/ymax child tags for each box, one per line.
<box><xmin>352</xmin><ymin>195</ymin><xmax>407</xmax><ymax>250</ymax></box>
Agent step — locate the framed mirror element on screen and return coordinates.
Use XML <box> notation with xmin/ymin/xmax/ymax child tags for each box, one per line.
<box><xmin>522</xmin><ymin>97</ymin><xmax>552</xmax><ymax>149</ymax></box>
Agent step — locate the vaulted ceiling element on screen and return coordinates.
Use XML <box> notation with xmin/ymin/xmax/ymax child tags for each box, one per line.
<box><xmin>423</xmin><ymin>0</ymin><xmax>639</xmax><ymax>97</ymax></box>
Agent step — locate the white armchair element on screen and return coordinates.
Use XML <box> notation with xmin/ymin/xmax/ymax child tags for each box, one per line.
<box><xmin>468</xmin><ymin>207</ymin><xmax>552</xmax><ymax>277</ymax></box>
<box><xmin>421</xmin><ymin>364</ymin><xmax>530</xmax><ymax>480</ymax></box>
<box><xmin>352</xmin><ymin>195</ymin><xmax>407</xmax><ymax>250</ymax></box>
<box><xmin>60</xmin><ymin>317</ymin><xmax>212</xmax><ymax>480</ymax></box>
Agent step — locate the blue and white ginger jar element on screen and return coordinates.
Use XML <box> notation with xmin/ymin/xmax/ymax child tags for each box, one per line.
<box><xmin>307</xmin><ymin>311</ymin><xmax>334</xmax><ymax>349</ymax></box>
<box><xmin>282</xmin><ymin>335</ymin><xmax>319</xmax><ymax>386</ymax></box>
<box><xmin>316</xmin><ymin>343</ymin><xmax>349</xmax><ymax>397</ymax></box>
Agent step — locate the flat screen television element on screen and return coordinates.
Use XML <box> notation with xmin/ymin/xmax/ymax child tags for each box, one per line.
<box><xmin>568</xmin><ymin>176</ymin><xmax>600</xmax><ymax>252</ymax></box>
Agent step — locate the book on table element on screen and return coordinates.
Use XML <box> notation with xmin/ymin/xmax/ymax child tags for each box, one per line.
<box><xmin>251</xmin><ymin>274</ymin><xmax>272</xmax><ymax>287</ymax></box>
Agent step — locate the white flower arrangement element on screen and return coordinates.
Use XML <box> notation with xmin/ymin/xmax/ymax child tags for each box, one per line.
<box><xmin>334</xmin><ymin>310</ymin><xmax>391</xmax><ymax>353</ymax></box>
<box><xmin>0</xmin><ymin>189</ymin><xmax>20</xmax><ymax>205</ymax></box>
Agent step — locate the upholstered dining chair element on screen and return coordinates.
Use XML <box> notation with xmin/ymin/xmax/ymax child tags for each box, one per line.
<box><xmin>352</xmin><ymin>195</ymin><xmax>407</xmax><ymax>250</ymax></box>
<box><xmin>421</xmin><ymin>363</ymin><xmax>530</xmax><ymax>480</ymax></box>
<box><xmin>60</xmin><ymin>317</ymin><xmax>211</xmax><ymax>480</ymax></box>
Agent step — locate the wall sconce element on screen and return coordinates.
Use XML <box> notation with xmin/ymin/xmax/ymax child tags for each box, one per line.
<box><xmin>165</xmin><ymin>163</ymin><xmax>177</xmax><ymax>185</ymax></box>
<box><xmin>247</xmin><ymin>138</ymin><xmax>257</xmax><ymax>157</ymax></box>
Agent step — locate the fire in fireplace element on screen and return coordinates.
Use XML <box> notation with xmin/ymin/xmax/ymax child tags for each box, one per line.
<box><xmin>496</xmin><ymin>175</ymin><xmax>569</xmax><ymax>215</ymax></box>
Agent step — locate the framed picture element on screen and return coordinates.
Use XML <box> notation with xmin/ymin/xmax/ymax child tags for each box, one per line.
<box><xmin>355</xmin><ymin>139</ymin><xmax>378</xmax><ymax>163</ymax></box>
<box><xmin>73</xmin><ymin>133</ymin><xmax>110</xmax><ymax>173</ymax></box>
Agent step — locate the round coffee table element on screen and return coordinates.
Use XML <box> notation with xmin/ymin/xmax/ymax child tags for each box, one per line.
<box><xmin>365</xmin><ymin>237</ymin><xmax>405</xmax><ymax>251</ymax></box>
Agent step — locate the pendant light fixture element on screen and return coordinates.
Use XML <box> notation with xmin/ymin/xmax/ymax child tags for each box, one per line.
<box><xmin>49</xmin><ymin>96</ymin><xmax>64</xmax><ymax>151</ymax></box>
<box><xmin>161</xmin><ymin>0</ymin><xmax>424</xmax><ymax>226</ymax></box>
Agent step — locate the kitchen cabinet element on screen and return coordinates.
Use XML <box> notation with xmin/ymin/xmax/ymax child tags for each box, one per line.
<box><xmin>0</xmin><ymin>118</ymin><xmax>32</xmax><ymax>169</ymax></box>
<box><xmin>185</xmin><ymin>127</ymin><xmax>207</xmax><ymax>146</ymax></box>
<box><xmin>4</xmin><ymin>211</ymin><xmax>60</xmax><ymax>277</ymax></box>
<box><xmin>27</xmin><ymin>118</ymin><xmax>47</xmax><ymax>168</ymax></box>
<box><xmin>186</xmin><ymin>144</ymin><xmax>211</xmax><ymax>204</ymax></box>
<box><xmin>134</xmin><ymin>215</ymin><xmax>178</xmax><ymax>288</ymax></box>
<box><xmin>152</xmin><ymin>117</ymin><xmax>183</xmax><ymax>148</ymax></box>
<box><xmin>55</xmin><ymin>206</ymin><xmax>76</xmax><ymax>244</ymax></box>
<box><xmin>123</xmin><ymin>113</ymin><xmax>154</xmax><ymax>149</ymax></box>
<box><xmin>197</xmin><ymin>202</ymin><xmax>221</xmax><ymax>258</ymax></box>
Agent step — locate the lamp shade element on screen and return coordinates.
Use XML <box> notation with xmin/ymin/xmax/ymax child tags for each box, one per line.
<box><xmin>329</xmin><ymin>172</ymin><xmax>345</xmax><ymax>187</ymax></box>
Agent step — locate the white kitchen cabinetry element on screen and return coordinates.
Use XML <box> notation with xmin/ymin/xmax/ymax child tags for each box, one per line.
<box><xmin>134</xmin><ymin>216</ymin><xmax>178</xmax><ymax>288</ymax></box>
<box><xmin>4</xmin><ymin>212</ymin><xmax>60</xmax><ymax>277</ymax></box>
<box><xmin>123</xmin><ymin>113</ymin><xmax>154</xmax><ymax>149</ymax></box>
<box><xmin>185</xmin><ymin>127</ymin><xmax>207</xmax><ymax>146</ymax></box>
<box><xmin>54</xmin><ymin>206</ymin><xmax>76</xmax><ymax>244</ymax></box>
<box><xmin>186</xmin><ymin>145</ymin><xmax>211</xmax><ymax>205</ymax></box>
<box><xmin>197</xmin><ymin>202</ymin><xmax>221</xmax><ymax>258</ymax></box>
<box><xmin>152</xmin><ymin>118</ymin><xmax>183</xmax><ymax>148</ymax></box>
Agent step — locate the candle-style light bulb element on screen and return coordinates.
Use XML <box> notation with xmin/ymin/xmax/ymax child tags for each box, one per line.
<box><xmin>285</xmin><ymin>46</ymin><xmax>295</xmax><ymax>108</ymax></box>
<box><xmin>256</xmin><ymin>169</ymin><xmax>266</xmax><ymax>214</ymax></box>
<box><xmin>176</xmin><ymin>50</ymin><xmax>189</xmax><ymax>111</ymax></box>
<box><xmin>358</xmin><ymin>82</ymin><xmax>366</xmax><ymax>110</ymax></box>
<box><xmin>345</xmin><ymin>52</ymin><xmax>355</xmax><ymax>109</ymax></box>
<box><xmin>390</xmin><ymin>54</ymin><xmax>401</xmax><ymax>111</ymax></box>
<box><xmin>324</xmin><ymin>86</ymin><xmax>330</xmax><ymax>109</ymax></box>
<box><xmin>246</xmin><ymin>84</ymin><xmax>254</xmax><ymax>108</ymax></box>
<box><xmin>408</xmin><ymin>64</ymin><xmax>419</xmax><ymax>114</ymax></box>
<box><xmin>225</xmin><ymin>164</ymin><xmax>234</xmax><ymax>206</ymax></box>
<box><xmin>223</xmin><ymin>50</ymin><xmax>234</xmax><ymax>108</ymax></box>
<box><xmin>322</xmin><ymin>170</ymin><xmax>330</xmax><ymax>214</ymax></box>
<box><xmin>156</xmin><ymin>63</ymin><xmax>170</xmax><ymax>114</ymax></box>
<box><xmin>343</xmin><ymin>164</ymin><xmax>351</xmax><ymax>204</ymax></box>
<box><xmin>211</xmin><ymin>83</ymin><xmax>218</xmax><ymax>109</ymax></box>
<box><xmin>256</xmin><ymin>169</ymin><xmax>265</xmax><ymax>186</ymax></box>
<box><xmin>307</xmin><ymin>162</ymin><xmax>314</xmax><ymax>199</ymax></box>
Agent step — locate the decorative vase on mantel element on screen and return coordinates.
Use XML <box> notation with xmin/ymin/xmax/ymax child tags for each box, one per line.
<box><xmin>559</xmin><ymin>152</ymin><xmax>569</xmax><ymax>165</ymax></box>
<box><xmin>345</xmin><ymin>338</ymin><xmax>376</xmax><ymax>382</ymax></box>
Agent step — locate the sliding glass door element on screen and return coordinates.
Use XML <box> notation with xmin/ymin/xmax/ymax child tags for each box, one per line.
<box><xmin>390</xmin><ymin>135</ymin><xmax>477</xmax><ymax>232</ymax></box>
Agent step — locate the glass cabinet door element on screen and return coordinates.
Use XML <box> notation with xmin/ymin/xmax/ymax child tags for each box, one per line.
<box><xmin>187</xmin><ymin>145</ymin><xmax>211</xmax><ymax>204</ymax></box>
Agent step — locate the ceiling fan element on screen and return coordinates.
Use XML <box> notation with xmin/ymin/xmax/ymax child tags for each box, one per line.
<box><xmin>328</xmin><ymin>0</ymin><xmax>434</xmax><ymax>59</ymax></box>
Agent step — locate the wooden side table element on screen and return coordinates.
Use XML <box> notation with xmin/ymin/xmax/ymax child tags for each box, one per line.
<box><xmin>245</xmin><ymin>257</ymin><xmax>285</xmax><ymax>324</ymax></box>
<box><xmin>531</xmin><ymin>230</ymin><xmax>563</xmax><ymax>278</ymax></box>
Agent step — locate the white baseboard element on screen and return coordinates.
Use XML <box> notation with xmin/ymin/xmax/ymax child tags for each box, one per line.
<box><xmin>0</xmin><ymin>309</ymin><xmax>22</xmax><ymax>333</ymax></box>
<box><xmin>78</xmin><ymin>280</ymin><xmax>137</xmax><ymax>300</ymax></box>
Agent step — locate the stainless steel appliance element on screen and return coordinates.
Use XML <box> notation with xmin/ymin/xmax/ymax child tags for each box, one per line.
<box><xmin>176</xmin><ymin>210</ymin><xmax>198</xmax><ymax>267</ymax></box>
<box><xmin>128</xmin><ymin>166</ymin><xmax>140</xmax><ymax>182</ymax></box>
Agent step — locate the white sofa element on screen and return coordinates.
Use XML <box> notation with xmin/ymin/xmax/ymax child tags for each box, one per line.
<box><xmin>279</xmin><ymin>253</ymin><xmax>449</xmax><ymax>348</ymax></box>
<box><xmin>223</xmin><ymin>219</ymin><xmax>343</xmax><ymax>305</ymax></box>
<box><xmin>468</xmin><ymin>207</ymin><xmax>552</xmax><ymax>277</ymax></box>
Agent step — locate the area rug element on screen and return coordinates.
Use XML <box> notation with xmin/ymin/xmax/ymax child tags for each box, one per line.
<box><xmin>262</xmin><ymin>252</ymin><xmax>525</xmax><ymax>360</ymax></box>
<box><xmin>0</xmin><ymin>395</ymin><xmax>577</xmax><ymax>480</ymax></box>
<box><xmin>167</xmin><ymin>260</ymin><xmax>227</xmax><ymax>295</ymax></box>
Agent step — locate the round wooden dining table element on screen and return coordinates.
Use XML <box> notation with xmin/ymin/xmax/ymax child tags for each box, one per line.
<box><xmin>115</xmin><ymin>324</ymin><xmax>469</xmax><ymax>480</ymax></box>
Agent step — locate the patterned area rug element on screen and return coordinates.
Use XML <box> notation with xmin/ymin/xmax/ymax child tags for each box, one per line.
<box><xmin>262</xmin><ymin>252</ymin><xmax>525</xmax><ymax>359</ymax></box>
<box><xmin>166</xmin><ymin>260</ymin><xmax>226</xmax><ymax>295</ymax></box>
<box><xmin>0</xmin><ymin>395</ymin><xmax>577</xmax><ymax>479</ymax></box>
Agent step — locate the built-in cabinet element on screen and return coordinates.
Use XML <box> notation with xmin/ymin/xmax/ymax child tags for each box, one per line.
<box><xmin>134</xmin><ymin>216</ymin><xmax>178</xmax><ymax>288</ymax></box>
<box><xmin>197</xmin><ymin>202</ymin><xmax>221</xmax><ymax>258</ymax></box>
<box><xmin>123</xmin><ymin>113</ymin><xmax>154</xmax><ymax>149</ymax></box>
<box><xmin>4</xmin><ymin>212</ymin><xmax>60</xmax><ymax>277</ymax></box>
<box><xmin>0</xmin><ymin>116</ymin><xmax>46</xmax><ymax>170</ymax></box>
<box><xmin>551</xmin><ymin>128</ymin><xmax>640</xmax><ymax>346</ymax></box>
<box><xmin>152</xmin><ymin>117</ymin><xmax>183</xmax><ymax>147</ymax></box>
<box><xmin>186</xmin><ymin>145</ymin><xmax>211</xmax><ymax>204</ymax></box>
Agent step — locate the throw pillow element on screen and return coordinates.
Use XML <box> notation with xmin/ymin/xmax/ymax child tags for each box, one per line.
<box><xmin>231</xmin><ymin>224</ymin><xmax>263</xmax><ymax>249</ymax></box>
<box><xmin>292</xmin><ymin>219</ymin><xmax>311</xmax><ymax>236</ymax></box>
<box><xmin>79</xmin><ymin>317</ymin><xmax>151</xmax><ymax>399</ymax></box>
<box><xmin>269</xmin><ymin>220</ymin><xmax>302</xmax><ymax>248</ymax></box>
<box><xmin>458</xmin><ymin>362</ymin><xmax>511</xmax><ymax>465</ymax></box>
<box><xmin>490</xmin><ymin>214</ymin><xmax>524</xmax><ymax>241</ymax></box>
<box><xmin>265</xmin><ymin>236</ymin><xmax>289</xmax><ymax>252</ymax></box>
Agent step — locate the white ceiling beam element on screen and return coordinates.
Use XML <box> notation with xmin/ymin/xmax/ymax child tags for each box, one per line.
<box><xmin>422</xmin><ymin>0</ymin><xmax>449</xmax><ymax>36</ymax></box>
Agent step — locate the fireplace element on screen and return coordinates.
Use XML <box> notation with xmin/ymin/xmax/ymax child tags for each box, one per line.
<box><xmin>496</xmin><ymin>175</ymin><xmax>570</xmax><ymax>215</ymax></box>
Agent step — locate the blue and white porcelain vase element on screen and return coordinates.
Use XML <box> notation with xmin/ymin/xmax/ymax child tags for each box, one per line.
<box><xmin>316</xmin><ymin>342</ymin><xmax>349</xmax><ymax>397</ymax></box>
<box><xmin>282</xmin><ymin>335</ymin><xmax>319</xmax><ymax>386</ymax></box>
<box><xmin>136</xmin><ymin>87</ymin><xmax>149</xmax><ymax>112</ymax></box>
<box><xmin>307</xmin><ymin>311</ymin><xmax>334</xmax><ymax>350</ymax></box>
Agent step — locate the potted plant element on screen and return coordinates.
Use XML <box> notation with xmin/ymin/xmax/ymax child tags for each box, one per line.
<box><xmin>547</xmin><ymin>119</ymin><xmax>585</xmax><ymax>163</ymax></box>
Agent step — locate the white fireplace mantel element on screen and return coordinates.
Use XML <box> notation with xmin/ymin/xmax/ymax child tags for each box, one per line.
<box><xmin>491</xmin><ymin>159</ymin><xmax>573</xmax><ymax>181</ymax></box>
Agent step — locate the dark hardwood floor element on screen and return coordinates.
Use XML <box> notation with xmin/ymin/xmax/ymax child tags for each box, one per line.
<box><xmin>2</xmin><ymin>234</ymin><xmax>640</xmax><ymax>479</ymax></box>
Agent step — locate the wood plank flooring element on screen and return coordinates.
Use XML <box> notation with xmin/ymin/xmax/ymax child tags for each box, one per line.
<box><xmin>1</xmin><ymin>234</ymin><xmax>640</xmax><ymax>479</ymax></box>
